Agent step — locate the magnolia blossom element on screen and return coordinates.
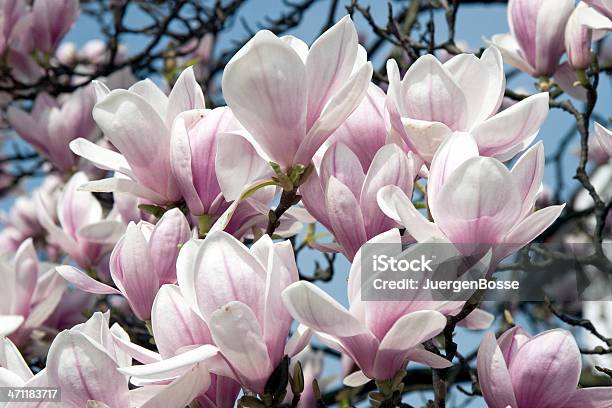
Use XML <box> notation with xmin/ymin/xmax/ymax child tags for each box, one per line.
<box><xmin>171</xmin><ymin>107</ymin><xmax>240</xmax><ymax>218</ymax></box>
<box><xmin>80</xmin><ymin>39</ymin><xmax>128</xmax><ymax>65</ymax></box>
<box><xmin>176</xmin><ymin>232</ymin><xmax>306</xmax><ymax>393</ymax></box>
<box><xmin>149</xmin><ymin>285</ymin><xmax>241</xmax><ymax>407</ymax></box>
<box><xmin>57</xmin><ymin>208</ymin><xmax>190</xmax><ymax>320</ymax></box>
<box><xmin>584</xmin><ymin>0</ymin><xmax>612</xmax><ymax>20</ymax></box>
<box><xmin>1</xmin><ymin>0</ymin><xmax>79</xmax><ymax>83</ymax></box>
<box><xmin>0</xmin><ymin>0</ymin><xmax>26</xmax><ymax>56</ymax></box>
<box><xmin>565</xmin><ymin>2</ymin><xmax>612</xmax><ymax>70</ymax></box>
<box><xmin>7</xmin><ymin>86</ymin><xmax>96</xmax><ymax>172</ymax></box>
<box><xmin>222</xmin><ymin>16</ymin><xmax>372</xmax><ymax>170</ymax></box>
<box><xmin>386</xmin><ymin>47</ymin><xmax>549</xmax><ymax>163</ymax></box>
<box><xmin>170</xmin><ymin>107</ymin><xmax>280</xmax><ymax>237</ymax></box>
<box><xmin>490</xmin><ymin>0</ymin><xmax>574</xmax><ymax>77</ymax></box>
<box><xmin>72</xmin><ymin>66</ymin><xmax>205</xmax><ymax>205</ymax></box>
<box><xmin>209</xmin><ymin>130</ymin><xmax>314</xmax><ymax>238</ymax></box>
<box><xmin>350</xmin><ymin>230</ymin><xmax>495</xmax><ymax>327</ymax></box>
<box><xmin>120</xmin><ymin>232</ymin><xmax>309</xmax><ymax>395</ymax></box>
<box><xmin>2</xmin><ymin>0</ymin><xmax>79</xmax><ymax>83</ymax></box>
<box><xmin>36</xmin><ymin>172</ymin><xmax>125</xmax><ymax>269</ymax></box>
<box><xmin>56</xmin><ymin>41</ymin><xmax>77</xmax><ymax>65</ymax></box>
<box><xmin>477</xmin><ymin>326</ymin><xmax>612</xmax><ymax>407</ymax></box>
<box><xmin>0</xmin><ymin>175</ymin><xmax>60</xmax><ymax>253</ymax></box>
<box><xmin>110</xmin><ymin>284</ymin><xmax>241</xmax><ymax>407</ymax></box>
<box><xmin>11</xmin><ymin>0</ymin><xmax>79</xmax><ymax>55</ymax></box>
<box><xmin>282</xmin><ymin>277</ymin><xmax>448</xmax><ymax>383</ymax></box>
<box><xmin>326</xmin><ymin>83</ymin><xmax>391</xmax><ymax>169</ymax></box>
<box><xmin>300</xmin><ymin>142</ymin><xmax>420</xmax><ymax>259</ymax></box>
<box><xmin>594</xmin><ymin>122</ymin><xmax>612</xmax><ymax>158</ymax></box>
<box><xmin>378</xmin><ymin>133</ymin><xmax>565</xmax><ymax>263</ymax></box>
<box><xmin>0</xmin><ymin>239</ymin><xmax>66</xmax><ymax>345</ymax></box>
<box><xmin>282</xmin><ymin>229</ymin><xmax>496</xmax><ymax>385</ymax></box>
<box><xmin>1</xmin><ymin>312</ymin><xmax>212</xmax><ymax>408</ymax></box>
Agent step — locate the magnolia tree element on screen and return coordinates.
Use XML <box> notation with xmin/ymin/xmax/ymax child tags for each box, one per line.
<box><xmin>0</xmin><ymin>0</ymin><xmax>611</xmax><ymax>407</ymax></box>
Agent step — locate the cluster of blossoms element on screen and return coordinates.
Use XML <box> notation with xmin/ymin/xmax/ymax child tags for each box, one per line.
<box><xmin>0</xmin><ymin>0</ymin><xmax>611</xmax><ymax>407</ymax></box>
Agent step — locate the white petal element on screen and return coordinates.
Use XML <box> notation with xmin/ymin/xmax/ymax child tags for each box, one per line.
<box><xmin>118</xmin><ymin>344</ymin><xmax>218</xmax><ymax>380</ymax></box>
<box><xmin>69</xmin><ymin>138</ymin><xmax>133</xmax><ymax>178</ymax></box>
<box><xmin>343</xmin><ymin>370</ymin><xmax>371</xmax><ymax>387</ymax></box>
<box><xmin>0</xmin><ymin>316</ymin><xmax>24</xmax><ymax>338</ymax></box>
<box><xmin>281</xmin><ymin>281</ymin><xmax>367</xmax><ymax>337</ymax></box>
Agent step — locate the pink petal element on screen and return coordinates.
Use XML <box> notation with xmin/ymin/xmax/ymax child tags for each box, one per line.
<box><xmin>533</xmin><ymin>0</ymin><xmax>575</xmax><ymax>76</ymax></box>
<box><xmin>563</xmin><ymin>387</ymin><xmax>612</xmax><ymax>408</ymax></box>
<box><xmin>128</xmin><ymin>79</ymin><xmax>169</xmax><ymax>118</ymax></box>
<box><xmin>56</xmin><ymin>265</ymin><xmax>121</xmax><ymax>295</ymax></box>
<box><xmin>165</xmin><ymin>67</ymin><xmax>206</xmax><ymax>126</ymax></box>
<box><xmin>110</xmin><ymin>224</ymin><xmax>158</xmax><ymax>320</ymax></box>
<box><xmin>208</xmin><ymin>301</ymin><xmax>272</xmax><ymax>394</ymax></box>
<box><xmin>435</xmin><ymin>157</ymin><xmax>522</xmax><ymax>247</ymax></box>
<box><xmin>176</xmin><ymin>231</ymin><xmax>266</xmax><ymax>322</ymax></box>
<box><xmin>77</xmin><ymin>176</ymin><xmax>168</xmax><ymax>205</ymax></box>
<box><xmin>498</xmin><ymin>204</ymin><xmax>565</xmax><ymax>261</ymax></box>
<box><xmin>510</xmin><ymin>142</ymin><xmax>545</xmax><ymax>217</ymax></box>
<box><xmin>0</xmin><ymin>337</ymin><xmax>33</xmax><ymax>382</ymax></box>
<box><xmin>508</xmin><ymin>329</ymin><xmax>581</xmax><ymax>407</ymax></box>
<box><xmin>140</xmin><ymin>363</ymin><xmax>211</xmax><ymax>408</ymax></box>
<box><xmin>170</xmin><ymin>111</ymin><xmax>208</xmax><ymax>215</ymax></box>
<box><xmin>58</xmin><ymin>172</ymin><xmax>103</xmax><ymax>238</ymax></box>
<box><xmin>118</xmin><ymin>345</ymin><xmax>219</xmax><ymax>381</ymax></box>
<box><xmin>93</xmin><ymin>89</ymin><xmax>179</xmax><ymax>201</ymax></box>
<box><xmin>554</xmin><ymin>62</ymin><xmax>588</xmax><ymax>101</ymax></box>
<box><xmin>376</xmin><ymin>185</ymin><xmax>445</xmax><ymax>242</ymax></box>
<box><xmin>222</xmin><ymin>30</ymin><xmax>307</xmax><ymax>169</ymax></box>
<box><xmin>343</xmin><ymin>370</ymin><xmax>370</xmax><ymax>387</ymax></box>
<box><xmin>215</xmin><ymin>131</ymin><xmax>274</xmax><ymax>202</ymax></box>
<box><xmin>47</xmin><ymin>331</ymin><xmax>129</xmax><ymax>407</ymax></box>
<box><xmin>296</xmin><ymin>61</ymin><xmax>373</xmax><ymax>166</ymax></box>
<box><xmin>320</xmin><ymin>142</ymin><xmax>365</xmax><ymax>198</ymax></box>
<box><xmin>457</xmin><ymin>308</ymin><xmax>495</xmax><ymax>330</ymax></box>
<box><xmin>471</xmin><ymin>93</ymin><xmax>548</xmax><ymax>159</ymax></box>
<box><xmin>299</xmin><ymin>170</ymin><xmax>331</xmax><ymax>231</ymax></box>
<box><xmin>444</xmin><ymin>46</ymin><xmax>505</xmax><ymax>126</ymax></box>
<box><xmin>254</xmin><ymin>237</ymin><xmax>299</xmax><ymax>363</ymax></box>
<box><xmin>360</xmin><ymin>144</ymin><xmax>414</xmax><ymax>238</ymax></box>
<box><xmin>148</xmin><ymin>209</ymin><xmax>190</xmax><ymax>285</ymax></box>
<box><xmin>400</xmin><ymin>55</ymin><xmax>468</xmax><ymax>131</ymax></box>
<box><xmin>399</xmin><ymin>118</ymin><xmax>453</xmax><ymax>164</ymax></box>
<box><xmin>427</xmin><ymin>131</ymin><xmax>479</xmax><ymax>216</ymax></box>
<box><xmin>0</xmin><ymin>316</ymin><xmax>24</xmax><ymax>338</ymax></box>
<box><xmin>405</xmin><ymin>346</ymin><xmax>453</xmax><ymax>369</ymax></box>
<box><xmin>330</xmin><ymin>83</ymin><xmax>388</xmax><ymax>169</ymax></box>
<box><xmin>282</xmin><ymin>281</ymin><xmax>367</xmax><ymax>337</ymax></box>
<box><xmin>477</xmin><ymin>332</ymin><xmax>519</xmax><ymax>408</ymax></box>
<box><xmin>488</xmin><ymin>34</ymin><xmax>536</xmax><ymax>76</ymax></box>
<box><xmin>373</xmin><ymin>310</ymin><xmax>447</xmax><ymax>380</ymax></box>
<box><xmin>325</xmin><ymin>176</ymin><xmax>367</xmax><ymax>259</ymax></box>
<box><xmin>305</xmin><ymin>15</ymin><xmax>359</xmax><ymax>126</ymax></box>
<box><xmin>151</xmin><ymin>285</ymin><xmax>212</xmax><ymax>359</ymax></box>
